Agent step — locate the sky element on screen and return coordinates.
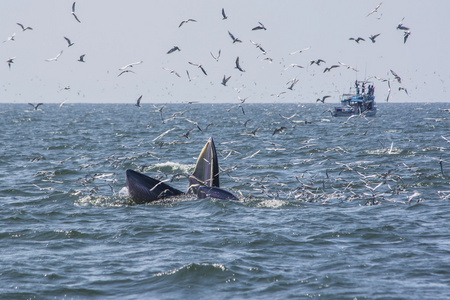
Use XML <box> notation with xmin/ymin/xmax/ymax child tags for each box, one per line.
<box><xmin>1</xmin><ymin>0</ymin><xmax>449</xmax><ymax>104</ymax></box>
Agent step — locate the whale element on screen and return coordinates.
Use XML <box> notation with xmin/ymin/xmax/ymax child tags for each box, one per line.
<box><xmin>125</xmin><ymin>137</ymin><xmax>237</xmax><ymax>203</ymax></box>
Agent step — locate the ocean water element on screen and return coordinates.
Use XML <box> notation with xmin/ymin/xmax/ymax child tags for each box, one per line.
<box><xmin>0</xmin><ymin>102</ymin><xmax>449</xmax><ymax>299</ymax></box>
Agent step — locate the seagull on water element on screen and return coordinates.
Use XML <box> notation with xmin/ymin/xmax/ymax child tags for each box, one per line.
<box><xmin>29</xmin><ymin>103</ymin><xmax>43</xmax><ymax>110</ymax></box>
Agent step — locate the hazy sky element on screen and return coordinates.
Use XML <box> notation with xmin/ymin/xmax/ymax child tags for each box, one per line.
<box><xmin>1</xmin><ymin>0</ymin><xmax>449</xmax><ymax>104</ymax></box>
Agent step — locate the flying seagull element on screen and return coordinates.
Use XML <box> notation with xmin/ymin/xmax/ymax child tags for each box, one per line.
<box><xmin>78</xmin><ymin>54</ymin><xmax>85</xmax><ymax>62</ymax></box>
<box><xmin>117</xmin><ymin>69</ymin><xmax>135</xmax><ymax>77</ymax></box>
<box><xmin>135</xmin><ymin>95</ymin><xmax>143</xmax><ymax>107</ymax></box>
<box><xmin>323</xmin><ymin>65</ymin><xmax>340</xmax><ymax>73</ymax></box>
<box><xmin>71</xmin><ymin>2</ymin><xmax>81</xmax><ymax>23</ymax></box>
<box><xmin>252</xmin><ymin>22</ymin><xmax>267</xmax><ymax>31</ymax></box>
<box><xmin>316</xmin><ymin>95</ymin><xmax>331</xmax><ymax>103</ymax></box>
<box><xmin>17</xmin><ymin>23</ymin><xmax>33</xmax><ymax>31</ymax></box>
<box><xmin>250</xmin><ymin>40</ymin><xmax>266</xmax><ymax>53</ymax></box>
<box><xmin>235</xmin><ymin>57</ymin><xmax>245</xmax><ymax>72</ymax></box>
<box><xmin>228</xmin><ymin>31</ymin><xmax>242</xmax><ymax>43</ymax></box>
<box><xmin>178</xmin><ymin>19</ymin><xmax>197</xmax><ymax>28</ymax></box>
<box><xmin>221</xmin><ymin>8</ymin><xmax>228</xmax><ymax>20</ymax></box>
<box><xmin>119</xmin><ymin>61</ymin><xmax>143</xmax><ymax>70</ymax></box>
<box><xmin>310</xmin><ymin>59</ymin><xmax>326</xmax><ymax>66</ymax></box>
<box><xmin>221</xmin><ymin>75</ymin><xmax>231</xmax><ymax>86</ymax></box>
<box><xmin>403</xmin><ymin>31</ymin><xmax>411</xmax><ymax>43</ymax></box>
<box><xmin>397</xmin><ymin>18</ymin><xmax>410</xmax><ymax>31</ymax></box>
<box><xmin>45</xmin><ymin>50</ymin><xmax>63</xmax><ymax>62</ymax></box>
<box><xmin>64</xmin><ymin>36</ymin><xmax>74</xmax><ymax>47</ymax></box>
<box><xmin>7</xmin><ymin>57</ymin><xmax>15</xmax><ymax>70</ymax></box>
<box><xmin>390</xmin><ymin>69</ymin><xmax>402</xmax><ymax>83</ymax></box>
<box><xmin>289</xmin><ymin>46</ymin><xmax>311</xmax><ymax>55</ymax></box>
<box><xmin>369</xmin><ymin>33</ymin><xmax>381</xmax><ymax>43</ymax></box>
<box><xmin>188</xmin><ymin>61</ymin><xmax>207</xmax><ymax>76</ymax></box>
<box><xmin>167</xmin><ymin>46</ymin><xmax>180</xmax><ymax>54</ymax></box>
<box><xmin>28</xmin><ymin>103</ymin><xmax>43</xmax><ymax>110</ymax></box>
<box><xmin>3</xmin><ymin>33</ymin><xmax>15</xmax><ymax>43</ymax></box>
<box><xmin>163</xmin><ymin>67</ymin><xmax>181</xmax><ymax>78</ymax></box>
<box><xmin>287</xmin><ymin>78</ymin><xmax>299</xmax><ymax>90</ymax></box>
<box><xmin>349</xmin><ymin>37</ymin><xmax>365</xmax><ymax>43</ymax></box>
<box><xmin>210</xmin><ymin>50</ymin><xmax>221</xmax><ymax>62</ymax></box>
<box><xmin>367</xmin><ymin>2</ymin><xmax>383</xmax><ymax>17</ymax></box>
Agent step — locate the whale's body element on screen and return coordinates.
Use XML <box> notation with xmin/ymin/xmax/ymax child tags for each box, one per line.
<box><xmin>125</xmin><ymin>137</ymin><xmax>237</xmax><ymax>203</ymax></box>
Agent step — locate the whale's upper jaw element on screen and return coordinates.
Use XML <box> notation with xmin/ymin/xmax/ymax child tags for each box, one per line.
<box><xmin>126</xmin><ymin>169</ymin><xmax>183</xmax><ymax>203</ymax></box>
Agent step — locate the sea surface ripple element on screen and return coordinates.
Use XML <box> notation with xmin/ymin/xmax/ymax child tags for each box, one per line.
<box><xmin>0</xmin><ymin>103</ymin><xmax>449</xmax><ymax>299</ymax></box>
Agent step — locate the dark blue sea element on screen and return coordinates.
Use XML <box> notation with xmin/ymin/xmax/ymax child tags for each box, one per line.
<box><xmin>1</xmin><ymin>102</ymin><xmax>449</xmax><ymax>299</ymax></box>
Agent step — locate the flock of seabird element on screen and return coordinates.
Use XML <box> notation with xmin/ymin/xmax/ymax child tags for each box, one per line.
<box><xmin>6</xmin><ymin>2</ymin><xmax>414</xmax><ymax>109</ymax></box>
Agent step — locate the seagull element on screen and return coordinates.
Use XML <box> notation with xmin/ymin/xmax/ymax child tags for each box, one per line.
<box><xmin>71</xmin><ymin>2</ymin><xmax>81</xmax><ymax>23</ymax></box>
<box><xmin>188</xmin><ymin>61</ymin><xmax>207</xmax><ymax>75</ymax></box>
<box><xmin>163</xmin><ymin>67</ymin><xmax>181</xmax><ymax>77</ymax></box>
<box><xmin>287</xmin><ymin>78</ymin><xmax>299</xmax><ymax>90</ymax></box>
<box><xmin>289</xmin><ymin>47</ymin><xmax>311</xmax><ymax>55</ymax></box>
<box><xmin>58</xmin><ymin>100</ymin><xmax>67</xmax><ymax>111</ymax></box>
<box><xmin>119</xmin><ymin>61</ymin><xmax>143</xmax><ymax>70</ymax></box>
<box><xmin>210</xmin><ymin>50</ymin><xmax>221</xmax><ymax>61</ymax></box>
<box><xmin>271</xmin><ymin>91</ymin><xmax>286</xmax><ymax>98</ymax></box>
<box><xmin>7</xmin><ymin>57</ymin><xmax>15</xmax><ymax>70</ymax></box>
<box><xmin>64</xmin><ymin>36</ymin><xmax>74</xmax><ymax>47</ymax></box>
<box><xmin>17</xmin><ymin>23</ymin><xmax>33</xmax><ymax>31</ymax></box>
<box><xmin>3</xmin><ymin>33</ymin><xmax>15</xmax><ymax>43</ymax></box>
<box><xmin>178</xmin><ymin>19</ymin><xmax>197</xmax><ymax>28</ymax></box>
<box><xmin>369</xmin><ymin>33</ymin><xmax>381</xmax><ymax>43</ymax></box>
<box><xmin>152</xmin><ymin>104</ymin><xmax>167</xmax><ymax>123</ymax></box>
<box><xmin>367</xmin><ymin>2</ymin><xmax>383</xmax><ymax>17</ymax></box>
<box><xmin>323</xmin><ymin>65</ymin><xmax>340</xmax><ymax>73</ymax></box>
<box><xmin>221</xmin><ymin>75</ymin><xmax>231</xmax><ymax>86</ymax></box>
<box><xmin>28</xmin><ymin>103</ymin><xmax>43</xmax><ymax>110</ymax></box>
<box><xmin>117</xmin><ymin>69</ymin><xmax>135</xmax><ymax>77</ymax></box>
<box><xmin>283</xmin><ymin>64</ymin><xmax>304</xmax><ymax>71</ymax></box>
<box><xmin>135</xmin><ymin>95</ymin><xmax>143</xmax><ymax>107</ymax></box>
<box><xmin>235</xmin><ymin>57</ymin><xmax>245</xmax><ymax>72</ymax></box>
<box><xmin>221</xmin><ymin>8</ymin><xmax>228</xmax><ymax>20</ymax></box>
<box><xmin>167</xmin><ymin>46</ymin><xmax>180</xmax><ymax>54</ymax></box>
<box><xmin>338</xmin><ymin>61</ymin><xmax>358</xmax><ymax>72</ymax></box>
<box><xmin>390</xmin><ymin>69</ymin><xmax>402</xmax><ymax>83</ymax></box>
<box><xmin>386</xmin><ymin>80</ymin><xmax>391</xmax><ymax>102</ymax></box>
<box><xmin>250</xmin><ymin>40</ymin><xmax>266</xmax><ymax>53</ymax></box>
<box><xmin>272</xmin><ymin>127</ymin><xmax>287</xmax><ymax>136</ymax></box>
<box><xmin>349</xmin><ymin>37</ymin><xmax>365</xmax><ymax>43</ymax></box>
<box><xmin>228</xmin><ymin>31</ymin><xmax>242</xmax><ymax>43</ymax></box>
<box><xmin>398</xmin><ymin>87</ymin><xmax>408</xmax><ymax>94</ymax></box>
<box><xmin>78</xmin><ymin>54</ymin><xmax>85</xmax><ymax>62</ymax></box>
<box><xmin>316</xmin><ymin>95</ymin><xmax>331</xmax><ymax>103</ymax></box>
<box><xmin>397</xmin><ymin>18</ymin><xmax>410</xmax><ymax>31</ymax></box>
<box><xmin>252</xmin><ymin>22</ymin><xmax>267</xmax><ymax>31</ymax></box>
<box><xmin>310</xmin><ymin>59</ymin><xmax>326</xmax><ymax>66</ymax></box>
<box><xmin>45</xmin><ymin>50</ymin><xmax>63</xmax><ymax>62</ymax></box>
<box><xmin>403</xmin><ymin>31</ymin><xmax>411</xmax><ymax>43</ymax></box>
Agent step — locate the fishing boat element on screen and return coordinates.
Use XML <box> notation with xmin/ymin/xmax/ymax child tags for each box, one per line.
<box><xmin>332</xmin><ymin>80</ymin><xmax>376</xmax><ymax>117</ymax></box>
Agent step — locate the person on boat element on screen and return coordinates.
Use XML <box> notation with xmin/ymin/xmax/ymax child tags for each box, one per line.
<box><xmin>355</xmin><ymin>80</ymin><xmax>360</xmax><ymax>94</ymax></box>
